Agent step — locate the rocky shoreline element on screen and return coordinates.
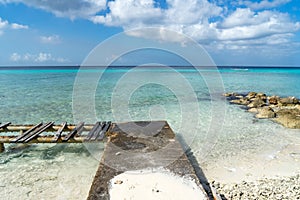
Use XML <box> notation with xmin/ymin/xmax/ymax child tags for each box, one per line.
<box><xmin>212</xmin><ymin>174</ymin><xmax>300</xmax><ymax>200</ymax></box>
<box><xmin>224</xmin><ymin>92</ymin><xmax>300</xmax><ymax>129</ymax></box>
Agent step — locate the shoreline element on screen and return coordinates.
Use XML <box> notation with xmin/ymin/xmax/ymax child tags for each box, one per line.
<box><xmin>212</xmin><ymin>173</ymin><xmax>300</xmax><ymax>199</ymax></box>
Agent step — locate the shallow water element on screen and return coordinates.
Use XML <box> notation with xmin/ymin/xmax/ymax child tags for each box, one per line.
<box><xmin>0</xmin><ymin>66</ymin><xmax>300</xmax><ymax>198</ymax></box>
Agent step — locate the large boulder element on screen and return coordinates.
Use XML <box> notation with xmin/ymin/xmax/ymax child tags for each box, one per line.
<box><xmin>255</xmin><ymin>107</ymin><xmax>276</xmax><ymax>119</ymax></box>
<box><xmin>273</xmin><ymin>108</ymin><xmax>300</xmax><ymax>129</ymax></box>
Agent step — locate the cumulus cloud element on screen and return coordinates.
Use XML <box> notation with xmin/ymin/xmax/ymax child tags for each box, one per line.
<box><xmin>40</xmin><ymin>35</ymin><xmax>61</xmax><ymax>44</ymax></box>
<box><xmin>2</xmin><ymin>0</ymin><xmax>300</xmax><ymax>53</ymax></box>
<box><xmin>218</xmin><ymin>8</ymin><xmax>300</xmax><ymax>41</ymax></box>
<box><xmin>0</xmin><ymin>17</ymin><xmax>28</xmax><ymax>35</ymax></box>
<box><xmin>2</xmin><ymin>0</ymin><xmax>107</xmax><ymax>20</ymax></box>
<box><xmin>10</xmin><ymin>52</ymin><xmax>68</xmax><ymax>63</ymax></box>
<box><xmin>11</xmin><ymin>23</ymin><xmax>28</xmax><ymax>29</ymax></box>
<box><xmin>0</xmin><ymin>17</ymin><xmax>8</xmax><ymax>35</ymax></box>
<box><xmin>89</xmin><ymin>0</ymin><xmax>300</xmax><ymax>49</ymax></box>
<box><xmin>241</xmin><ymin>0</ymin><xmax>291</xmax><ymax>10</ymax></box>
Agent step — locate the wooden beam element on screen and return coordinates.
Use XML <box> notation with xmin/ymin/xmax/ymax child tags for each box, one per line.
<box><xmin>0</xmin><ymin>143</ymin><xmax>4</xmax><ymax>153</ymax></box>
<box><xmin>0</xmin><ymin>136</ymin><xmax>93</xmax><ymax>143</ymax></box>
<box><xmin>12</xmin><ymin>122</ymin><xmax>43</xmax><ymax>143</ymax></box>
<box><xmin>52</xmin><ymin>122</ymin><xmax>67</xmax><ymax>142</ymax></box>
<box><xmin>24</xmin><ymin>122</ymin><xmax>55</xmax><ymax>143</ymax></box>
<box><xmin>90</xmin><ymin>122</ymin><xmax>105</xmax><ymax>141</ymax></box>
<box><xmin>97</xmin><ymin>121</ymin><xmax>111</xmax><ymax>141</ymax></box>
<box><xmin>0</xmin><ymin>122</ymin><xmax>11</xmax><ymax>129</ymax></box>
<box><xmin>85</xmin><ymin>122</ymin><xmax>101</xmax><ymax>141</ymax></box>
<box><xmin>0</xmin><ymin>124</ymin><xmax>95</xmax><ymax>132</ymax></box>
<box><xmin>62</xmin><ymin>122</ymin><xmax>85</xmax><ymax>142</ymax></box>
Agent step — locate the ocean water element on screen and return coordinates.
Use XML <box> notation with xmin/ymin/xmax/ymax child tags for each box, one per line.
<box><xmin>0</xmin><ymin>66</ymin><xmax>300</xmax><ymax>199</ymax></box>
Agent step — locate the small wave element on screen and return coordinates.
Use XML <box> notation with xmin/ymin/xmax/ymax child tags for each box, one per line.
<box><xmin>231</xmin><ymin>68</ymin><xmax>249</xmax><ymax>71</ymax></box>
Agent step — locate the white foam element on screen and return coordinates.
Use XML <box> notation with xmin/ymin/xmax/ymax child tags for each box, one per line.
<box><xmin>109</xmin><ymin>169</ymin><xmax>207</xmax><ymax>200</ymax></box>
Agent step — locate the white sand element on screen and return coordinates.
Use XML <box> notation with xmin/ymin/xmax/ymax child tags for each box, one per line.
<box><xmin>109</xmin><ymin>169</ymin><xmax>207</xmax><ymax>200</ymax></box>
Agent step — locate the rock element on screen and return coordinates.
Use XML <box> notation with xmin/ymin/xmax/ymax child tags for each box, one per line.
<box><xmin>273</xmin><ymin>108</ymin><xmax>300</xmax><ymax>129</ymax></box>
<box><xmin>255</xmin><ymin>107</ymin><xmax>276</xmax><ymax>119</ymax></box>
<box><xmin>279</xmin><ymin>97</ymin><xmax>299</xmax><ymax>106</ymax></box>
<box><xmin>230</xmin><ymin>98</ymin><xmax>250</xmax><ymax>105</ymax></box>
<box><xmin>223</xmin><ymin>92</ymin><xmax>238</xmax><ymax>97</ymax></box>
<box><xmin>246</xmin><ymin>92</ymin><xmax>257</xmax><ymax>99</ymax></box>
<box><xmin>236</xmin><ymin>95</ymin><xmax>244</xmax><ymax>99</ymax></box>
<box><xmin>268</xmin><ymin>96</ymin><xmax>280</xmax><ymax>105</ymax></box>
<box><xmin>247</xmin><ymin>98</ymin><xmax>266</xmax><ymax>108</ymax></box>
<box><xmin>256</xmin><ymin>93</ymin><xmax>267</xmax><ymax>100</ymax></box>
<box><xmin>248</xmin><ymin>108</ymin><xmax>258</xmax><ymax>113</ymax></box>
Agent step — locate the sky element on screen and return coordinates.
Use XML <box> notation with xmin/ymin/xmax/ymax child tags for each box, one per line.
<box><xmin>0</xmin><ymin>0</ymin><xmax>300</xmax><ymax>66</ymax></box>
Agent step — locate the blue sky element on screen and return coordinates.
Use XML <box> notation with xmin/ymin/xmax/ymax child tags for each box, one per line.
<box><xmin>0</xmin><ymin>0</ymin><xmax>299</xmax><ymax>66</ymax></box>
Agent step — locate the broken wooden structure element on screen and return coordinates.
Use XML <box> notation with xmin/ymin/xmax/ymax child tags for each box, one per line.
<box><xmin>0</xmin><ymin>121</ymin><xmax>112</xmax><ymax>152</ymax></box>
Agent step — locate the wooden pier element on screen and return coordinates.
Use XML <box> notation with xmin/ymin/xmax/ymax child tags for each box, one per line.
<box><xmin>0</xmin><ymin>121</ymin><xmax>112</xmax><ymax>152</ymax></box>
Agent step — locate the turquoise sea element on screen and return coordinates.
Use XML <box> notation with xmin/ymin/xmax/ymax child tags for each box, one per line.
<box><xmin>0</xmin><ymin>66</ymin><xmax>300</xmax><ymax>199</ymax></box>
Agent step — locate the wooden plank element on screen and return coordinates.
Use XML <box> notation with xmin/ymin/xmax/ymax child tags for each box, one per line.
<box><xmin>52</xmin><ymin>122</ymin><xmax>67</xmax><ymax>142</ymax></box>
<box><xmin>19</xmin><ymin>122</ymin><xmax>52</xmax><ymax>142</ymax></box>
<box><xmin>24</xmin><ymin>122</ymin><xmax>55</xmax><ymax>143</ymax></box>
<box><xmin>0</xmin><ymin>122</ymin><xmax>11</xmax><ymax>129</ymax></box>
<box><xmin>62</xmin><ymin>122</ymin><xmax>84</xmax><ymax>142</ymax></box>
<box><xmin>90</xmin><ymin>122</ymin><xmax>105</xmax><ymax>141</ymax></box>
<box><xmin>12</xmin><ymin>122</ymin><xmax>43</xmax><ymax>142</ymax></box>
<box><xmin>85</xmin><ymin>122</ymin><xmax>101</xmax><ymax>141</ymax></box>
<box><xmin>96</xmin><ymin>121</ymin><xmax>111</xmax><ymax>141</ymax></box>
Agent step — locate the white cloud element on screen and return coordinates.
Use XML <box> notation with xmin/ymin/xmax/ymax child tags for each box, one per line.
<box><xmin>2</xmin><ymin>0</ymin><xmax>300</xmax><ymax>58</ymax></box>
<box><xmin>91</xmin><ymin>0</ymin><xmax>164</xmax><ymax>27</ymax></box>
<box><xmin>0</xmin><ymin>17</ymin><xmax>28</xmax><ymax>35</ymax></box>
<box><xmin>241</xmin><ymin>0</ymin><xmax>291</xmax><ymax>10</ymax></box>
<box><xmin>218</xmin><ymin>8</ymin><xmax>300</xmax><ymax>41</ymax></box>
<box><xmin>10</xmin><ymin>53</ymin><xmax>22</xmax><ymax>61</ymax></box>
<box><xmin>0</xmin><ymin>17</ymin><xmax>8</xmax><ymax>35</ymax></box>
<box><xmin>0</xmin><ymin>18</ymin><xmax>8</xmax><ymax>29</ymax></box>
<box><xmin>9</xmin><ymin>52</ymin><xmax>68</xmax><ymax>63</ymax></box>
<box><xmin>89</xmin><ymin>0</ymin><xmax>300</xmax><ymax>48</ymax></box>
<box><xmin>2</xmin><ymin>0</ymin><xmax>107</xmax><ymax>20</ymax></box>
<box><xmin>11</xmin><ymin>23</ymin><xmax>29</xmax><ymax>29</ymax></box>
<box><xmin>40</xmin><ymin>35</ymin><xmax>61</xmax><ymax>44</ymax></box>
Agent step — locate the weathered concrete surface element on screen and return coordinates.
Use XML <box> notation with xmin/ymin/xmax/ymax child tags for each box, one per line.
<box><xmin>87</xmin><ymin>121</ymin><xmax>208</xmax><ymax>200</ymax></box>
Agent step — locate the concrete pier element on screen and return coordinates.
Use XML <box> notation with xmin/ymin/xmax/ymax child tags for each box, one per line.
<box><xmin>87</xmin><ymin>121</ymin><xmax>209</xmax><ymax>200</ymax></box>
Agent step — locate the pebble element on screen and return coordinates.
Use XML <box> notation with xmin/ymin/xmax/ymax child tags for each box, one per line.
<box><xmin>212</xmin><ymin>174</ymin><xmax>300</xmax><ymax>199</ymax></box>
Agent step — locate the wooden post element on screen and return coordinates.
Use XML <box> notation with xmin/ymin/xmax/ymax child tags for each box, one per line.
<box><xmin>0</xmin><ymin>143</ymin><xmax>4</xmax><ymax>153</ymax></box>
